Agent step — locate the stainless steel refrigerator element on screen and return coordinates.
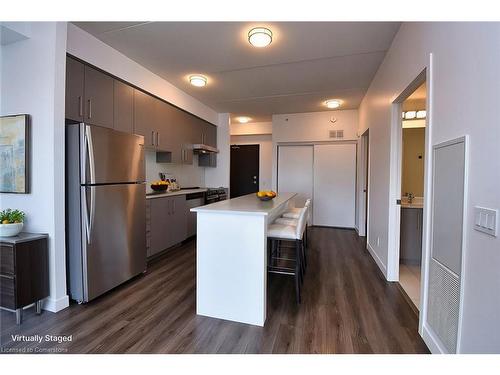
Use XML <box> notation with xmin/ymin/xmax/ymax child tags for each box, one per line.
<box><xmin>66</xmin><ymin>123</ymin><xmax>146</xmax><ymax>303</ymax></box>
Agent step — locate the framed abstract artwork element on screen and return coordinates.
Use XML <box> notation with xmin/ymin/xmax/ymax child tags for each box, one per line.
<box><xmin>0</xmin><ymin>114</ymin><xmax>30</xmax><ymax>193</ymax></box>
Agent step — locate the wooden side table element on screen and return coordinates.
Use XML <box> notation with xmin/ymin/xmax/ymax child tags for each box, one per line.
<box><xmin>0</xmin><ymin>233</ymin><xmax>49</xmax><ymax>324</ymax></box>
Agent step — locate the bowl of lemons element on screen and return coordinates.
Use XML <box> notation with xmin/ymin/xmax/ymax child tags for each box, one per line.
<box><xmin>256</xmin><ymin>191</ymin><xmax>277</xmax><ymax>201</ymax></box>
<box><xmin>151</xmin><ymin>180</ymin><xmax>169</xmax><ymax>192</ymax></box>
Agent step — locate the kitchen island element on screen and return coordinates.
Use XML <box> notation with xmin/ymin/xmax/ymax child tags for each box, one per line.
<box><xmin>191</xmin><ymin>192</ymin><xmax>297</xmax><ymax>326</ymax></box>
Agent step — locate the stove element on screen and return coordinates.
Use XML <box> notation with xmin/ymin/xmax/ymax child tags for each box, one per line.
<box><xmin>205</xmin><ymin>187</ymin><xmax>228</xmax><ymax>204</ymax></box>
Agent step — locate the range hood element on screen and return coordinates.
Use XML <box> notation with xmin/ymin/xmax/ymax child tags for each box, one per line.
<box><xmin>193</xmin><ymin>144</ymin><xmax>219</xmax><ymax>154</ymax></box>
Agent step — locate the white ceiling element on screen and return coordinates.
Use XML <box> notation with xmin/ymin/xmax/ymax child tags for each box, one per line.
<box><xmin>73</xmin><ymin>22</ymin><xmax>400</xmax><ymax>122</ymax></box>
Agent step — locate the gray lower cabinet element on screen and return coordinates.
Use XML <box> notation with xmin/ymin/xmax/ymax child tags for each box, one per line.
<box><xmin>400</xmin><ymin>208</ymin><xmax>423</xmax><ymax>264</ymax></box>
<box><xmin>147</xmin><ymin>195</ymin><xmax>188</xmax><ymax>257</ymax></box>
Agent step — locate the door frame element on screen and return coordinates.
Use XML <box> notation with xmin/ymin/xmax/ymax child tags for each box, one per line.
<box><xmin>358</xmin><ymin>129</ymin><xmax>370</xmax><ymax>237</ymax></box>
<box><xmin>387</xmin><ymin>57</ymin><xmax>434</xmax><ymax>342</ymax></box>
<box><xmin>230</xmin><ymin>144</ymin><xmax>260</xmax><ymax>198</ymax></box>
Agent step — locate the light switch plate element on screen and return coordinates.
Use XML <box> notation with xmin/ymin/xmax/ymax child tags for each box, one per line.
<box><xmin>474</xmin><ymin>206</ymin><xmax>498</xmax><ymax>237</ymax></box>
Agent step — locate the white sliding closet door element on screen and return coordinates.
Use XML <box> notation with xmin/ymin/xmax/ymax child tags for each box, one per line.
<box><xmin>277</xmin><ymin>145</ymin><xmax>313</xmax><ymax>207</ymax></box>
<box><xmin>313</xmin><ymin>143</ymin><xmax>356</xmax><ymax>227</ymax></box>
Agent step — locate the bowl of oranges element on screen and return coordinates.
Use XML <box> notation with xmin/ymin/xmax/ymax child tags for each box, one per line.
<box><xmin>256</xmin><ymin>191</ymin><xmax>277</xmax><ymax>201</ymax></box>
<box><xmin>150</xmin><ymin>180</ymin><xmax>169</xmax><ymax>192</ymax></box>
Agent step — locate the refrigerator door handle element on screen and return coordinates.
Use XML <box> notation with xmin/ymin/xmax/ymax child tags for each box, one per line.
<box><xmin>85</xmin><ymin>126</ymin><xmax>96</xmax><ymax>242</ymax></box>
<box><xmin>82</xmin><ymin>187</ymin><xmax>91</xmax><ymax>244</ymax></box>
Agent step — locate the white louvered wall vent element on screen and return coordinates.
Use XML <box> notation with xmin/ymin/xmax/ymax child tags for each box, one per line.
<box><xmin>329</xmin><ymin>130</ymin><xmax>344</xmax><ymax>139</ymax></box>
<box><xmin>427</xmin><ymin>258</ymin><xmax>461</xmax><ymax>353</ymax></box>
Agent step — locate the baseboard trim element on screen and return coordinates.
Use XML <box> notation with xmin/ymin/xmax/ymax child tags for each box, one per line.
<box><xmin>366</xmin><ymin>242</ymin><xmax>387</xmax><ymax>278</ymax></box>
<box><xmin>422</xmin><ymin>323</ymin><xmax>447</xmax><ymax>354</ymax></box>
<box><xmin>42</xmin><ymin>295</ymin><xmax>69</xmax><ymax>313</ymax></box>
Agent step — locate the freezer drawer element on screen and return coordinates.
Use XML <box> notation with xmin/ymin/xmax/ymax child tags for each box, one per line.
<box><xmin>80</xmin><ymin>183</ymin><xmax>146</xmax><ymax>302</ymax></box>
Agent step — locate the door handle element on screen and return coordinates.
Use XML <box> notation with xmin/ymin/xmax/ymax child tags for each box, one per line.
<box><xmin>396</xmin><ymin>199</ymin><xmax>401</xmax><ymax>205</ymax></box>
<box><xmin>85</xmin><ymin>125</ymin><xmax>96</xmax><ymax>243</ymax></box>
<box><xmin>78</xmin><ymin>96</ymin><xmax>83</xmax><ymax>117</ymax></box>
<box><xmin>88</xmin><ymin>99</ymin><xmax>92</xmax><ymax>119</ymax></box>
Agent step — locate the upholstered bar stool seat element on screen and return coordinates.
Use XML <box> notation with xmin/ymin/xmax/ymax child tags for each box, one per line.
<box><xmin>274</xmin><ymin>217</ymin><xmax>298</xmax><ymax>226</ymax></box>
<box><xmin>282</xmin><ymin>198</ymin><xmax>311</xmax><ymax>219</ymax></box>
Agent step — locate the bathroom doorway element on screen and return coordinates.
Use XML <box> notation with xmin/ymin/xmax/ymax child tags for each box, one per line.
<box><xmin>398</xmin><ymin>82</ymin><xmax>427</xmax><ymax>311</ymax></box>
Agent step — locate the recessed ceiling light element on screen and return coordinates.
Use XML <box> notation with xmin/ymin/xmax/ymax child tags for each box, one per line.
<box><xmin>325</xmin><ymin>99</ymin><xmax>342</xmax><ymax>109</ymax></box>
<box><xmin>237</xmin><ymin>117</ymin><xmax>251</xmax><ymax>123</ymax></box>
<box><xmin>189</xmin><ymin>75</ymin><xmax>207</xmax><ymax>87</ymax></box>
<box><xmin>248</xmin><ymin>27</ymin><xmax>273</xmax><ymax>48</ymax></box>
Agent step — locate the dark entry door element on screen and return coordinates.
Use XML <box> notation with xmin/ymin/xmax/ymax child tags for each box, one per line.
<box><xmin>230</xmin><ymin>144</ymin><xmax>259</xmax><ymax>198</ymax></box>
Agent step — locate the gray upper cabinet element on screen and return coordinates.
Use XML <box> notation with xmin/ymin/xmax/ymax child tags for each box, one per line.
<box><xmin>205</xmin><ymin>123</ymin><xmax>217</xmax><ymax>148</ymax></box>
<box><xmin>66</xmin><ymin>56</ymin><xmax>216</xmax><ymax>165</ymax></box>
<box><xmin>113</xmin><ymin>80</ymin><xmax>134</xmax><ymax>134</ymax></box>
<box><xmin>65</xmin><ymin>57</ymin><xmax>84</xmax><ymax>122</ymax></box>
<box><xmin>133</xmin><ymin>89</ymin><xmax>157</xmax><ymax>148</ymax></box>
<box><xmin>84</xmin><ymin>65</ymin><xmax>114</xmax><ymax>129</ymax></box>
<box><xmin>157</xmin><ymin>100</ymin><xmax>183</xmax><ymax>161</ymax></box>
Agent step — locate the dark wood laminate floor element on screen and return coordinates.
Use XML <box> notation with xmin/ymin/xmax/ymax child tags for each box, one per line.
<box><xmin>0</xmin><ymin>227</ymin><xmax>429</xmax><ymax>354</ymax></box>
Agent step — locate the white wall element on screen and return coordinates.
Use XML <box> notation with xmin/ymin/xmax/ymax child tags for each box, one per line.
<box><xmin>145</xmin><ymin>151</ymin><xmax>205</xmax><ymax>192</ymax></box>
<box><xmin>273</xmin><ymin>110</ymin><xmax>358</xmax><ymax>143</ymax></box>
<box><xmin>66</xmin><ymin>23</ymin><xmax>218</xmax><ymax>125</ymax></box>
<box><xmin>205</xmin><ymin>113</ymin><xmax>231</xmax><ymax>189</ymax></box>
<box><xmin>230</xmin><ymin>121</ymin><xmax>272</xmax><ymax>136</ymax></box>
<box><xmin>0</xmin><ymin>22</ymin><xmax>69</xmax><ymax>312</ymax></box>
<box><xmin>230</xmin><ymin>134</ymin><xmax>273</xmax><ymax>191</ymax></box>
<box><xmin>359</xmin><ymin>22</ymin><xmax>500</xmax><ymax>353</ymax></box>
<box><xmin>272</xmin><ymin>110</ymin><xmax>359</xmax><ymax>189</ymax></box>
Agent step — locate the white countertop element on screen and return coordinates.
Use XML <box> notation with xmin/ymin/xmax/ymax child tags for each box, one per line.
<box><xmin>146</xmin><ymin>188</ymin><xmax>207</xmax><ymax>199</ymax></box>
<box><xmin>401</xmin><ymin>196</ymin><xmax>424</xmax><ymax>209</ymax></box>
<box><xmin>191</xmin><ymin>192</ymin><xmax>297</xmax><ymax>215</ymax></box>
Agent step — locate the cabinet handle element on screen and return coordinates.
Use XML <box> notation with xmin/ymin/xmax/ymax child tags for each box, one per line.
<box><xmin>157</xmin><ymin>132</ymin><xmax>160</xmax><ymax>147</ymax></box>
<box><xmin>78</xmin><ymin>96</ymin><xmax>83</xmax><ymax>117</ymax></box>
<box><xmin>151</xmin><ymin>131</ymin><xmax>155</xmax><ymax>147</ymax></box>
<box><xmin>88</xmin><ymin>99</ymin><xmax>92</xmax><ymax>119</ymax></box>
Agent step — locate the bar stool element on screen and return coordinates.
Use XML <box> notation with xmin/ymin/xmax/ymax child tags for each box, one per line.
<box><xmin>282</xmin><ymin>198</ymin><xmax>311</xmax><ymax>219</ymax></box>
<box><xmin>275</xmin><ymin>199</ymin><xmax>311</xmax><ymax>263</ymax></box>
<box><xmin>267</xmin><ymin>207</ymin><xmax>308</xmax><ymax>304</ymax></box>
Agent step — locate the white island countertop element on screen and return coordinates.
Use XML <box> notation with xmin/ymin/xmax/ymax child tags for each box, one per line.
<box><xmin>192</xmin><ymin>192</ymin><xmax>297</xmax><ymax>327</ymax></box>
<box><xmin>191</xmin><ymin>192</ymin><xmax>296</xmax><ymax>216</ymax></box>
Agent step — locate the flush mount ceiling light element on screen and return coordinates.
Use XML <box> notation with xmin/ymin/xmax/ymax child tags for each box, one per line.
<box><xmin>189</xmin><ymin>75</ymin><xmax>207</xmax><ymax>87</ymax></box>
<box><xmin>237</xmin><ymin>116</ymin><xmax>252</xmax><ymax>123</ymax></box>
<box><xmin>248</xmin><ymin>27</ymin><xmax>273</xmax><ymax>48</ymax></box>
<box><xmin>325</xmin><ymin>99</ymin><xmax>342</xmax><ymax>109</ymax></box>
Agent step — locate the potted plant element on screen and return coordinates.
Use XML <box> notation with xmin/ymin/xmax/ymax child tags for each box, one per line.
<box><xmin>0</xmin><ymin>209</ymin><xmax>25</xmax><ymax>237</ymax></box>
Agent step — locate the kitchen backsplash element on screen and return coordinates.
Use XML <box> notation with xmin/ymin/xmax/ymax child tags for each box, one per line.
<box><xmin>145</xmin><ymin>150</ymin><xmax>206</xmax><ymax>193</ymax></box>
